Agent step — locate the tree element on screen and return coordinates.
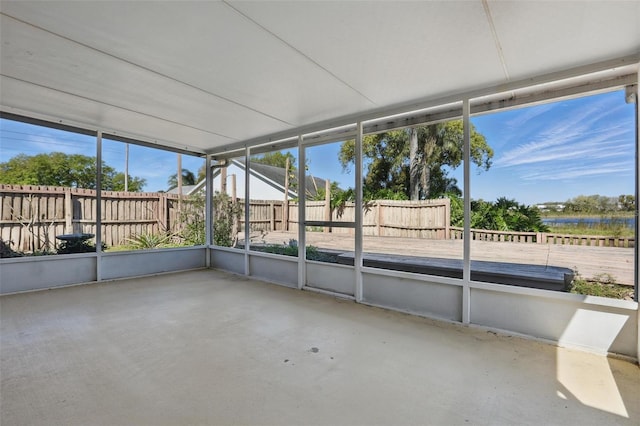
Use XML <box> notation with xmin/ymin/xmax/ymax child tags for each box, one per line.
<box><xmin>107</xmin><ymin>173</ymin><xmax>146</xmax><ymax>192</ymax></box>
<box><xmin>167</xmin><ymin>168</ymin><xmax>196</xmax><ymax>191</ymax></box>
<box><xmin>196</xmin><ymin>163</ymin><xmax>207</xmax><ymax>183</ymax></box>
<box><xmin>252</xmin><ymin>152</ymin><xmax>297</xmax><ymax>169</ymax></box>
<box><xmin>339</xmin><ymin>121</ymin><xmax>492</xmax><ymax>200</ymax></box>
<box><xmin>564</xmin><ymin>195</ymin><xmax>618</xmax><ymax>214</ymax></box>
<box><xmin>618</xmin><ymin>194</ymin><xmax>635</xmax><ymax>211</ymax></box>
<box><xmin>0</xmin><ymin>152</ymin><xmax>145</xmax><ymax>191</ymax></box>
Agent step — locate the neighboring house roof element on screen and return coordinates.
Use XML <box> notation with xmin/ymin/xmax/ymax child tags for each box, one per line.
<box><xmin>189</xmin><ymin>159</ymin><xmax>330</xmax><ymax>199</ymax></box>
<box><xmin>246</xmin><ymin>161</ymin><xmax>329</xmax><ymax>199</ymax></box>
<box><xmin>166</xmin><ymin>185</ymin><xmax>197</xmax><ymax>195</ymax></box>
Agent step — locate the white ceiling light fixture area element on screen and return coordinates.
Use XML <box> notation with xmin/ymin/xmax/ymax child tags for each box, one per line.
<box><xmin>0</xmin><ymin>1</ymin><xmax>639</xmax><ymax>155</ymax></box>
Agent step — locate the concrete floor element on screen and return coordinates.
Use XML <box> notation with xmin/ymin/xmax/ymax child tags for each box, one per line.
<box><xmin>1</xmin><ymin>269</ymin><xmax>638</xmax><ymax>426</ymax></box>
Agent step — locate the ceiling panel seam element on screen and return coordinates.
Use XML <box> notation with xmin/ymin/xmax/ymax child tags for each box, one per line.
<box><xmin>0</xmin><ymin>12</ymin><xmax>294</xmax><ymax>127</ymax></box>
<box><xmin>482</xmin><ymin>0</ymin><xmax>510</xmax><ymax>82</ymax></box>
<box><xmin>208</xmin><ymin>56</ymin><xmax>638</xmax><ymax>154</ymax></box>
<box><xmin>222</xmin><ymin>1</ymin><xmax>378</xmax><ymax>106</ymax></box>
<box><xmin>0</xmin><ymin>74</ymin><xmax>239</xmax><ymax>142</ymax></box>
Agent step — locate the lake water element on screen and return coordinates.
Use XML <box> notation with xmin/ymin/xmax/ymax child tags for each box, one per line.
<box><xmin>542</xmin><ymin>217</ymin><xmax>636</xmax><ymax>228</ymax></box>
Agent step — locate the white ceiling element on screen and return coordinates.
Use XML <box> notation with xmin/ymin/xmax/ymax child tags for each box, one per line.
<box><xmin>1</xmin><ymin>1</ymin><xmax>639</xmax><ymax>155</ymax></box>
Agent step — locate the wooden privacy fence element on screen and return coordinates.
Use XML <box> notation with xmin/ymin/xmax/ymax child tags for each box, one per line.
<box><xmin>2</xmin><ymin>184</ymin><xmax>633</xmax><ymax>252</ymax></box>
<box><xmin>0</xmin><ymin>184</ymin><xmax>187</xmax><ymax>252</ymax></box>
<box><xmin>242</xmin><ymin>198</ymin><xmax>451</xmax><ymax>239</ymax></box>
<box><xmin>449</xmin><ymin>226</ymin><xmax>635</xmax><ymax>248</ymax></box>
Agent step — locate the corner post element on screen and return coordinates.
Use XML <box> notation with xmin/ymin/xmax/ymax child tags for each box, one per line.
<box><xmin>462</xmin><ymin>99</ymin><xmax>471</xmax><ymax>324</ymax></box>
<box><xmin>205</xmin><ymin>154</ymin><xmax>212</xmax><ymax>267</ymax></box>
<box><xmin>96</xmin><ymin>131</ymin><xmax>103</xmax><ymax>281</ymax></box>
<box><xmin>298</xmin><ymin>135</ymin><xmax>306</xmax><ymax>289</ymax></box>
<box><xmin>355</xmin><ymin>121</ymin><xmax>364</xmax><ymax>302</ymax></box>
<box><xmin>244</xmin><ymin>148</ymin><xmax>250</xmax><ymax>276</ymax></box>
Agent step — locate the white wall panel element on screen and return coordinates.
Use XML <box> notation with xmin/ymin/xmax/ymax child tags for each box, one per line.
<box><xmin>362</xmin><ymin>272</ymin><xmax>463</xmax><ymax>322</ymax></box>
<box><xmin>210</xmin><ymin>248</ymin><xmax>245</xmax><ymax>275</ymax></box>
<box><xmin>101</xmin><ymin>248</ymin><xmax>206</xmax><ymax>281</ymax></box>
<box><xmin>249</xmin><ymin>253</ymin><xmax>297</xmax><ymax>288</ymax></box>
<box><xmin>306</xmin><ymin>261</ymin><xmax>354</xmax><ymax>296</ymax></box>
<box><xmin>1</xmin><ymin>255</ymin><xmax>96</xmax><ymax>294</ymax></box>
<box><xmin>470</xmin><ymin>287</ymin><xmax>638</xmax><ymax>358</ymax></box>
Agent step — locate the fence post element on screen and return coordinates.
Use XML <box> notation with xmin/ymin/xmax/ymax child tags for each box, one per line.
<box><xmin>269</xmin><ymin>202</ymin><xmax>275</xmax><ymax>231</ymax></box>
<box><xmin>324</xmin><ymin>179</ymin><xmax>331</xmax><ymax>233</ymax></box>
<box><xmin>376</xmin><ymin>201</ymin><xmax>381</xmax><ymax>236</ymax></box>
<box><xmin>283</xmin><ymin>200</ymin><xmax>289</xmax><ymax>231</ymax></box>
<box><xmin>283</xmin><ymin>157</ymin><xmax>290</xmax><ymax>231</ymax></box>
<box><xmin>164</xmin><ymin>194</ymin><xmax>171</xmax><ymax>233</ymax></box>
<box><xmin>64</xmin><ymin>188</ymin><xmax>73</xmax><ymax>233</ymax></box>
<box><xmin>444</xmin><ymin>198</ymin><xmax>450</xmax><ymax>240</ymax></box>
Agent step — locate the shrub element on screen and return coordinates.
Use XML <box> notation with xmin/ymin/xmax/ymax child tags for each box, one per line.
<box><xmin>213</xmin><ymin>192</ymin><xmax>242</xmax><ymax>247</ymax></box>
<box><xmin>177</xmin><ymin>193</ymin><xmax>206</xmax><ymax>246</ymax></box>
<box><xmin>0</xmin><ymin>239</ymin><xmax>23</xmax><ymax>258</ymax></box>
<box><xmin>56</xmin><ymin>239</ymin><xmax>106</xmax><ymax>254</ymax></box>
<box><xmin>125</xmin><ymin>232</ymin><xmax>172</xmax><ymax>249</ymax></box>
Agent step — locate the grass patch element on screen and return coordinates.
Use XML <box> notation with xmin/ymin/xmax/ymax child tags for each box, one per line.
<box><xmin>548</xmin><ymin>224</ymin><xmax>634</xmax><ymax>238</ymax></box>
<box><xmin>569</xmin><ymin>272</ymin><xmax>634</xmax><ymax>300</ymax></box>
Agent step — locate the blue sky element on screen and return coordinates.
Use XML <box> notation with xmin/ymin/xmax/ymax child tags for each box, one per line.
<box><xmin>305</xmin><ymin>89</ymin><xmax>636</xmax><ymax>205</ymax></box>
<box><xmin>0</xmin><ymin>122</ymin><xmax>204</xmax><ymax>192</ymax></box>
<box><xmin>0</xmin><ymin>89</ymin><xmax>636</xmax><ymax>204</ymax></box>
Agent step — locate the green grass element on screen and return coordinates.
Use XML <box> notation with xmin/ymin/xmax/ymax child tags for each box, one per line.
<box><xmin>547</xmin><ymin>225</ymin><xmax>634</xmax><ymax>238</ymax></box>
<box><xmin>544</xmin><ymin>216</ymin><xmax>634</xmax><ymax>238</ymax></box>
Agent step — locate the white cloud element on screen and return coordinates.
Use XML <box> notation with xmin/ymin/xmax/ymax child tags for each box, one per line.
<box><xmin>504</xmin><ymin>103</ymin><xmax>555</xmax><ymax>130</ymax></box>
<box><xmin>1</xmin><ymin>127</ymin><xmax>95</xmax><ymax>157</ymax></box>
<box><xmin>494</xmin><ymin>95</ymin><xmax>633</xmax><ymax>169</ymax></box>
<box><xmin>520</xmin><ymin>161</ymin><xmax>634</xmax><ymax>181</ymax></box>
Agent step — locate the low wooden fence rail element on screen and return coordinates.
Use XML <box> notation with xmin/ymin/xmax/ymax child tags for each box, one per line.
<box><xmin>449</xmin><ymin>227</ymin><xmax>635</xmax><ymax>248</ymax></box>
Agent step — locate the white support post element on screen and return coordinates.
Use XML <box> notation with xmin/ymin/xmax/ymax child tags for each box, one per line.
<box><xmin>462</xmin><ymin>99</ymin><xmax>471</xmax><ymax>324</ymax></box>
<box><xmin>298</xmin><ymin>135</ymin><xmax>306</xmax><ymax>290</ymax></box>
<box><xmin>633</xmin><ymin>68</ymin><xmax>639</xmax><ymax>303</ymax></box>
<box><xmin>354</xmin><ymin>122</ymin><xmax>364</xmax><ymax>302</ymax></box>
<box><xmin>244</xmin><ymin>148</ymin><xmax>250</xmax><ymax>276</ymax></box>
<box><xmin>205</xmin><ymin>154</ymin><xmax>212</xmax><ymax>267</ymax></box>
<box><xmin>96</xmin><ymin>131</ymin><xmax>103</xmax><ymax>281</ymax></box>
<box><xmin>634</xmin><ymin>65</ymin><xmax>639</xmax><ymax>362</ymax></box>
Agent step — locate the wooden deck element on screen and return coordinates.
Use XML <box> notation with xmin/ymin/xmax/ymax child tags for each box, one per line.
<box><xmin>243</xmin><ymin>231</ymin><xmax>635</xmax><ymax>286</ymax></box>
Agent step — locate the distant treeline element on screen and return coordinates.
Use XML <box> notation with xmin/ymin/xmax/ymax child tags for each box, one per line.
<box><xmin>539</xmin><ymin>194</ymin><xmax>635</xmax><ymax>214</ymax></box>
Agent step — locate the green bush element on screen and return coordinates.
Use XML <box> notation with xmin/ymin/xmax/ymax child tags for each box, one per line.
<box><xmin>447</xmin><ymin>195</ymin><xmax>548</xmax><ymax>234</ymax></box>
